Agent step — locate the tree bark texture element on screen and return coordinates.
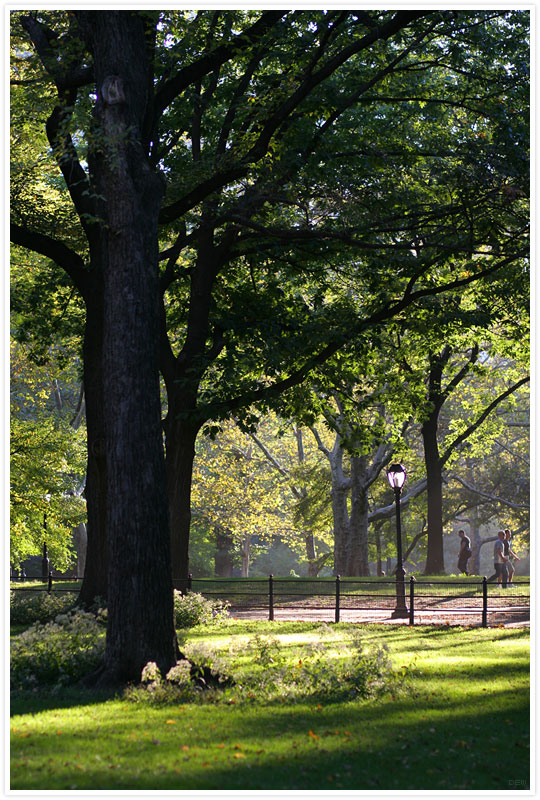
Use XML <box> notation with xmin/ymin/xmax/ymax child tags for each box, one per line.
<box><xmin>78</xmin><ymin>294</ymin><xmax>109</xmax><ymax>605</ymax></box>
<box><xmin>422</xmin><ymin>413</ymin><xmax>445</xmax><ymax>574</ymax></box>
<box><xmin>241</xmin><ymin>535</ymin><xmax>251</xmax><ymax>578</ymax></box>
<box><xmin>78</xmin><ymin>11</ymin><xmax>177</xmax><ymax>683</ymax></box>
<box><xmin>163</xmin><ymin>417</ymin><xmax>199</xmax><ymax>584</ymax></box>
<box><xmin>348</xmin><ymin>455</ymin><xmax>371</xmax><ymax>576</ymax></box>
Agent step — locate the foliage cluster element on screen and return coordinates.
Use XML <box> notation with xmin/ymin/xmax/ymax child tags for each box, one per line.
<box><xmin>173</xmin><ymin>591</ymin><xmax>230</xmax><ymax>629</ymax></box>
<box><xmin>10</xmin><ymin>338</ymin><xmax>86</xmax><ymax>570</ymax></box>
<box><xmin>10</xmin><ymin>590</ymin><xmax>76</xmax><ymax>626</ymax></box>
<box><xmin>10</xmin><ymin>607</ymin><xmax>106</xmax><ymax>691</ymax></box>
<box><xmin>126</xmin><ymin>628</ymin><xmax>406</xmax><ymax>706</ymax></box>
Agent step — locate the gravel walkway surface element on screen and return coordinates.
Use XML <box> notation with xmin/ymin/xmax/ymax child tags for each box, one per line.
<box><xmin>227</xmin><ymin>607</ymin><xmax>530</xmax><ymax>627</ymax></box>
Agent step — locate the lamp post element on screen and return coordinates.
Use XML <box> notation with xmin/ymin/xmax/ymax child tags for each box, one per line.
<box><xmin>387</xmin><ymin>463</ymin><xmax>408</xmax><ymax>619</ymax></box>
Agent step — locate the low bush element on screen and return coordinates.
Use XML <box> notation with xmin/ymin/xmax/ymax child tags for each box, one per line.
<box><xmin>240</xmin><ymin>630</ymin><xmax>408</xmax><ymax>703</ymax></box>
<box><xmin>124</xmin><ymin>652</ymin><xmax>228</xmax><ymax>705</ymax></box>
<box><xmin>10</xmin><ymin>607</ymin><xmax>106</xmax><ymax>691</ymax></box>
<box><xmin>125</xmin><ymin>628</ymin><xmax>408</xmax><ymax>706</ymax></box>
<box><xmin>10</xmin><ymin>591</ymin><xmax>77</xmax><ymax>626</ymax></box>
<box><xmin>173</xmin><ymin>590</ymin><xmax>229</xmax><ymax>629</ymax></box>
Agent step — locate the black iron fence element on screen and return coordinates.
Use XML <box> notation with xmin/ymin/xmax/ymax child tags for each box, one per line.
<box><xmin>11</xmin><ymin>574</ymin><xmax>530</xmax><ymax>627</ymax></box>
<box><xmin>174</xmin><ymin>574</ymin><xmax>530</xmax><ymax>627</ymax></box>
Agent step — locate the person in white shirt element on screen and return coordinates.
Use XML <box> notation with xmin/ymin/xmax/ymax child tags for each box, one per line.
<box><xmin>487</xmin><ymin>531</ymin><xmax>508</xmax><ymax>587</ymax></box>
<box><xmin>504</xmin><ymin>529</ymin><xmax>520</xmax><ymax>586</ymax></box>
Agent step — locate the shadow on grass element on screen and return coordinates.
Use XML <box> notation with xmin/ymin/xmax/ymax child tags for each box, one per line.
<box><xmin>11</xmin><ymin>687</ymin><xmax>120</xmax><ymax>716</ymax></box>
<box><xmin>11</xmin><ymin>686</ymin><xmax>530</xmax><ymax>791</ymax></box>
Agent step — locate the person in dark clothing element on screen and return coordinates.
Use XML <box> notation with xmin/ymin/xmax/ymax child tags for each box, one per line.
<box><xmin>457</xmin><ymin>529</ymin><xmax>472</xmax><ymax>575</ymax></box>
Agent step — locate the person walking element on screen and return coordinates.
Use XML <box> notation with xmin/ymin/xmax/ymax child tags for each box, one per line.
<box><xmin>504</xmin><ymin>529</ymin><xmax>520</xmax><ymax>586</ymax></box>
<box><xmin>487</xmin><ymin>531</ymin><xmax>509</xmax><ymax>587</ymax></box>
<box><xmin>457</xmin><ymin>529</ymin><xmax>472</xmax><ymax>575</ymax></box>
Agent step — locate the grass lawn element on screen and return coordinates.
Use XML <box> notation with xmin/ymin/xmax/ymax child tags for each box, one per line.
<box><xmin>10</xmin><ymin>621</ymin><xmax>530</xmax><ymax>791</ymax></box>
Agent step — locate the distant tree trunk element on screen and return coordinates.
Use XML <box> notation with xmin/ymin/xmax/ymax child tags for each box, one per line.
<box><xmin>215</xmin><ymin>526</ymin><xmax>234</xmax><ymax>577</ymax></box>
<box><xmin>374</xmin><ymin>523</ymin><xmax>383</xmax><ymax>576</ymax></box>
<box><xmin>73</xmin><ymin>523</ymin><xmax>87</xmax><ymax>579</ymax></box>
<box><xmin>331</xmin><ymin>482</ymin><xmax>350</xmax><ymax>575</ymax></box>
<box><xmin>294</xmin><ymin>429</ymin><xmax>318</xmax><ymax>576</ymax></box>
<box><xmin>241</xmin><ymin>535</ymin><xmax>251</xmax><ymax>577</ymax></box>
<box><xmin>422</xmin><ymin>412</ymin><xmax>445</xmax><ymax>574</ymax></box>
<box><xmin>348</xmin><ymin>455</ymin><xmax>371</xmax><ymax>576</ymax></box>
<box><xmin>305</xmin><ymin>533</ymin><xmax>317</xmax><ymax>577</ymax></box>
<box><xmin>467</xmin><ymin>513</ymin><xmax>483</xmax><ymax>575</ymax></box>
<box><xmin>78</xmin><ymin>11</ymin><xmax>177</xmax><ymax>685</ymax></box>
<box><xmin>323</xmin><ymin>436</ymin><xmax>351</xmax><ymax>576</ymax></box>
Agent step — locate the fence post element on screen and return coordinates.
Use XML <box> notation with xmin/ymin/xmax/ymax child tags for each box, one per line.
<box><xmin>187</xmin><ymin>573</ymin><xmax>192</xmax><ymax>593</ymax></box>
<box><xmin>335</xmin><ymin>575</ymin><xmax>341</xmax><ymax>623</ymax></box>
<box><xmin>47</xmin><ymin>570</ymin><xmax>53</xmax><ymax>595</ymax></box>
<box><xmin>269</xmin><ymin>574</ymin><xmax>274</xmax><ymax>621</ymax></box>
<box><xmin>409</xmin><ymin>576</ymin><xmax>415</xmax><ymax>625</ymax></box>
<box><xmin>482</xmin><ymin>576</ymin><xmax>488</xmax><ymax>627</ymax></box>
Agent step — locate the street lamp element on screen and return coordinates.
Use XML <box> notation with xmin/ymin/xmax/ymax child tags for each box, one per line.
<box><xmin>387</xmin><ymin>463</ymin><xmax>408</xmax><ymax>619</ymax></box>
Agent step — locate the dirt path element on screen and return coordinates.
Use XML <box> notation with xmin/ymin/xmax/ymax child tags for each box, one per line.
<box><xmin>228</xmin><ymin>607</ymin><xmax>530</xmax><ymax>628</ymax></box>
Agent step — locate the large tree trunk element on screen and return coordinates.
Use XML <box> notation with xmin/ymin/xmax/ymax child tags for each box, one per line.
<box><xmin>422</xmin><ymin>413</ymin><xmax>445</xmax><ymax>575</ymax></box>
<box><xmin>163</xmin><ymin>416</ymin><xmax>199</xmax><ymax>585</ymax></box>
<box><xmin>79</xmin><ymin>11</ymin><xmax>177</xmax><ymax>685</ymax></box>
<box><xmin>79</xmin><ymin>294</ymin><xmax>109</xmax><ymax>605</ymax></box>
<box><xmin>331</xmin><ymin>482</ymin><xmax>350</xmax><ymax>575</ymax></box>
<box><xmin>348</xmin><ymin>455</ymin><xmax>370</xmax><ymax>576</ymax></box>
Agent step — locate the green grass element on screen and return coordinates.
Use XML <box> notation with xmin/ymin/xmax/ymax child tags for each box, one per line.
<box><xmin>10</xmin><ymin>620</ymin><xmax>530</xmax><ymax>791</ymax></box>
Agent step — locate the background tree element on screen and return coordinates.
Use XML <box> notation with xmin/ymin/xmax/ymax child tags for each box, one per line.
<box><xmin>10</xmin><ymin>337</ymin><xmax>86</xmax><ymax>569</ymax></box>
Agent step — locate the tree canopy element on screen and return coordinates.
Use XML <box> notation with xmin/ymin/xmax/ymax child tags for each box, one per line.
<box><xmin>10</xmin><ymin>9</ymin><xmax>529</xmax><ymax>683</ymax></box>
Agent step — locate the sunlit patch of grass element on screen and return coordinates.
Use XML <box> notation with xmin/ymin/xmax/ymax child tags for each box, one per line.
<box><xmin>11</xmin><ymin>622</ymin><xmax>530</xmax><ymax>791</ymax></box>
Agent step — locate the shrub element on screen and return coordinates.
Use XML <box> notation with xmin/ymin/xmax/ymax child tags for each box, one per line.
<box><xmin>240</xmin><ymin>630</ymin><xmax>408</xmax><ymax>703</ymax></box>
<box><xmin>125</xmin><ymin>630</ymin><xmax>409</xmax><ymax>707</ymax></box>
<box><xmin>125</xmin><ymin>657</ymin><xmax>214</xmax><ymax>705</ymax></box>
<box><xmin>10</xmin><ymin>590</ymin><xmax>77</xmax><ymax>626</ymax></box>
<box><xmin>10</xmin><ymin>607</ymin><xmax>106</xmax><ymax>691</ymax></box>
<box><xmin>173</xmin><ymin>590</ymin><xmax>229</xmax><ymax>629</ymax></box>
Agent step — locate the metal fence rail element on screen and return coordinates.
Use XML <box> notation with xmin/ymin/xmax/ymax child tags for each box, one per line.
<box><xmin>11</xmin><ymin>574</ymin><xmax>530</xmax><ymax>626</ymax></box>
<box><xmin>182</xmin><ymin>574</ymin><xmax>530</xmax><ymax>627</ymax></box>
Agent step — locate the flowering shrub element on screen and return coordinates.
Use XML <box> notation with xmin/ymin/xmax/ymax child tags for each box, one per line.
<box><xmin>10</xmin><ymin>608</ymin><xmax>106</xmax><ymax>690</ymax></box>
<box><xmin>173</xmin><ymin>590</ymin><xmax>229</xmax><ymax>629</ymax></box>
<box><xmin>125</xmin><ymin>658</ymin><xmax>201</xmax><ymax>704</ymax></box>
<box><xmin>10</xmin><ymin>591</ymin><xmax>77</xmax><ymax>626</ymax></box>
<box><xmin>125</xmin><ymin>630</ymin><xmax>408</xmax><ymax>707</ymax></box>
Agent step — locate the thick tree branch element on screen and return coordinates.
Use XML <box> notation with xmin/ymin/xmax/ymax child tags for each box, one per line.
<box><xmin>449</xmin><ymin>475</ymin><xmax>529</xmax><ymax>511</ymax></box>
<box><xmin>153</xmin><ymin>12</ymin><xmax>286</xmax><ymax>118</ymax></box>
<box><xmin>440</xmin><ymin>375</ymin><xmax>530</xmax><ymax>469</ymax></box>
<box><xmin>159</xmin><ymin>11</ymin><xmax>426</xmax><ymax>224</ymax></box>
<box><xmin>10</xmin><ymin>223</ymin><xmax>87</xmax><ymax>296</ymax></box>
<box><xmin>20</xmin><ymin>14</ymin><xmax>93</xmax><ymax>90</ymax></box>
<box><xmin>198</xmin><ymin>250</ymin><xmax>527</xmax><ymax>420</ymax></box>
<box><xmin>368</xmin><ymin>478</ymin><xmax>428</xmax><ymax>523</ymax></box>
<box><xmin>441</xmin><ymin>344</ymin><xmax>479</xmax><ymax>402</ymax></box>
